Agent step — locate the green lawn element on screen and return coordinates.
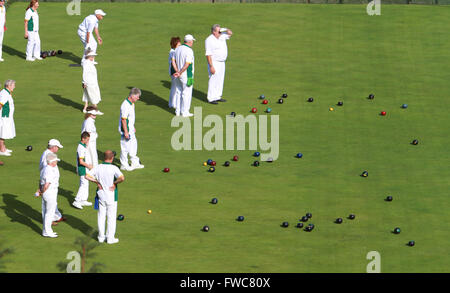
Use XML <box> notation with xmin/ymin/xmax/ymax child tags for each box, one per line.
<box><xmin>0</xmin><ymin>3</ymin><xmax>449</xmax><ymax>273</ymax></box>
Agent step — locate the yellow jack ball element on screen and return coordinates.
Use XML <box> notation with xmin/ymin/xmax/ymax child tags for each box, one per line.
<box><xmin>203</xmin><ymin>162</ymin><xmax>207</xmax><ymax>166</ymax></box>
<box><xmin>147</xmin><ymin>210</ymin><xmax>152</xmax><ymax>214</ymax></box>
<box><xmin>329</xmin><ymin>107</ymin><xmax>334</xmax><ymax>111</ymax></box>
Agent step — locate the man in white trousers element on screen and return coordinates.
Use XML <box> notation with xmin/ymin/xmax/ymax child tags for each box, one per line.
<box><xmin>40</xmin><ymin>152</ymin><xmax>61</xmax><ymax>238</ymax></box>
<box><xmin>37</xmin><ymin>139</ymin><xmax>66</xmax><ymax>224</ymax></box>
<box><xmin>0</xmin><ymin>0</ymin><xmax>6</xmax><ymax>62</ymax></box>
<box><xmin>86</xmin><ymin>150</ymin><xmax>124</xmax><ymax>244</ymax></box>
<box><xmin>205</xmin><ymin>24</ymin><xmax>232</xmax><ymax>105</ymax></box>
<box><xmin>77</xmin><ymin>9</ymin><xmax>105</xmax><ymax>60</ymax></box>
<box><xmin>118</xmin><ymin>87</ymin><xmax>144</xmax><ymax>171</ymax></box>
<box><xmin>72</xmin><ymin>131</ymin><xmax>93</xmax><ymax>209</ymax></box>
<box><xmin>173</xmin><ymin>34</ymin><xmax>195</xmax><ymax>117</ymax></box>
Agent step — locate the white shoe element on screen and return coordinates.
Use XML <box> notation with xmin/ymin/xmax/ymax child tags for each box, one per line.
<box><xmin>82</xmin><ymin>108</ymin><xmax>87</xmax><ymax>113</ymax></box>
<box><xmin>131</xmin><ymin>164</ymin><xmax>144</xmax><ymax>169</ymax></box>
<box><xmin>96</xmin><ymin>111</ymin><xmax>104</xmax><ymax>115</ymax></box>
<box><xmin>182</xmin><ymin>113</ymin><xmax>194</xmax><ymax>117</ymax></box>
<box><xmin>72</xmin><ymin>201</ymin><xmax>83</xmax><ymax>209</ymax></box>
<box><xmin>35</xmin><ymin>57</ymin><xmax>43</xmax><ymax>60</ymax></box>
<box><xmin>0</xmin><ymin>58</ymin><xmax>4</xmax><ymax>62</ymax></box>
<box><xmin>107</xmin><ymin>238</ymin><xmax>119</xmax><ymax>244</ymax></box>
<box><xmin>26</xmin><ymin>57</ymin><xmax>35</xmax><ymax>62</ymax></box>
<box><xmin>120</xmin><ymin>165</ymin><xmax>133</xmax><ymax>171</ymax></box>
<box><xmin>81</xmin><ymin>201</ymin><xmax>92</xmax><ymax>206</ymax></box>
<box><xmin>98</xmin><ymin>236</ymin><xmax>105</xmax><ymax>243</ymax></box>
<box><xmin>42</xmin><ymin>232</ymin><xmax>58</xmax><ymax>238</ymax></box>
<box><xmin>5</xmin><ymin>149</ymin><xmax>12</xmax><ymax>153</ymax></box>
<box><xmin>0</xmin><ymin>151</ymin><xmax>11</xmax><ymax>156</ymax></box>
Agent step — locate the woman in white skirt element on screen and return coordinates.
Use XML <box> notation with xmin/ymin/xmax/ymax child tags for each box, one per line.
<box><xmin>82</xmin><ymin>50</ymin><xmax>103</xmax><ymax>114</ymax></box>
<box><xmin>24</xmin><ymin>0</ymin><xmax>42</xmax><ymax>61</ymax></box>
<box><xmin>81</xmin><ymin>106</ymin><xmax>103</xmax><ymax>168</ymax></box>
<box><xmin>168</xmin><ymin>37</ymin><xmax>181</xmax><ymax>110</ymax></box>
<box><xmin>0</xmin><ymin>79</ymin><xmax>16</xmax><ymax>156</ymax></box>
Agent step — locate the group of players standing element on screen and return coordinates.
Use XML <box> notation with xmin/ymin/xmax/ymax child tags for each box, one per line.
<box><xmin>0</xmin><ymin>1</ymin><xmax>233</xmax><ymax>245</ymax></box>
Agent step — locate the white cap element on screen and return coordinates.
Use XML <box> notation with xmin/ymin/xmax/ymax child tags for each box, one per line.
<box><xmin>95</xmin><ymin>9</ymin><xmax>106</xmax><ymax>16</ymax></box>
<box><xmin>48</xmin><ymin>139</ymin><xmax>63</xmax><ymax>149</ymax></box>
<box><xmin>184</xmin><ymin>34</ymin><xmax>196</xmax><ymax>42</ymax></box>
<box><xmin>87</xmin><ymin>109</ymin><xmax>103</xmax><ymax>115</ymax></box>
<box><xmin>86</xmin><ymin>51</ymin><xmax>97</xmax><ymax>57</ymax></box>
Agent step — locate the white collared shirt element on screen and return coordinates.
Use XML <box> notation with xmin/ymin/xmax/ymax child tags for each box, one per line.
<box><xmin>82</xmin><ymin>117</ymin><xmax>97</xmax><ymax>139</ymax></box>
<box><xmin>118</xmin><ymin>99</ymin><xmax>136</xmax><ymax>135</ymax></box>
<box><xmin>40</xmin><ymin>165</ymin><xmax>60</xmax><ymax>189</ymax></box>
<box><xmin>87</xmin><ymin>163</ymin><xmax>123</xmax><ymax>203</ymax></box>
<box><xmin>25</xmin><ymin>8</ymin><xmax>39</xmax><ymax>32</ymax></box>
<box><xmin>174</xmin><ymin>44</ymin><xmax>195</xmax><ymax>81</ymax></box>
<box><xmin>205</xmin><ymin>33</ymin><xmax>230</xmax><ymax>62</ymax></box>
<box><xmin>39</xmin><ymin>149</ymin><xmax>53</xmax><ymax>171</ymax></box>
<box><xmin>78</xmin><ymin>14</ymin><xmax>98</xmax><ymax>34</ymax></box>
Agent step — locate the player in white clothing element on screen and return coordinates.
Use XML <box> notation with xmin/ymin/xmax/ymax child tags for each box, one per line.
<box><xmin>0</xmin><ymin>79</ymin><xmax>16</xmax><ymax>156</ymax></box>
<box><xmin>24</xmin><ymin>0</ymin><xmax>42</xmax><ymax>61</ymax></box>
<box><xmin>78</xmin><ymin>9</ymin><xmax>105</xmax><ymax>60</ymax></box>
<box><xmin>173</xmin><ymin>34</ymin><xmax>196</xmax><ymax>117</ymax></box>
<box><xmin>168</xmin><ymin>36</ymin><xmax>181</xmax><ymax>111</ymax></box>
<box><xmin>72</xmin><ymin>131</ymin><xmax>93</xmax><ymax>209</ymax></box>
<box><xmin>36</xmin><ymin>139</ymin><xmax>65</xmax><ymax>225</ymax></box>
<box><xmin>81</xmin><ymin>106</ymin><xmax>103</xmax><ymax>168</ymax></box>
<box><xmin>40</xmin><ymin>153</ymin><xmax>61</xmax><ymax>238</ymax></box>
<box><xmin>205</xmin><ymin>24</ymin><xmax>232</xmax><ymax>104</ymax></box>
<box><xmin>86</xmin><ymin>150</ymin><xmax>125</xmax><ymax>244</ymax></box>
<box><xmin>118</xmin><ymin>87</ymin><xmax>144</xmax><ymax>171</ymax></box>
<box><xmin>0</xmin><ymin>0</ymin><xmax>6</xmax><ymax>62</ymax></box>
<box><xmin>81</xmin><ymin>51</ymin><xmax>103</xmax><ymax>114</ymax></box>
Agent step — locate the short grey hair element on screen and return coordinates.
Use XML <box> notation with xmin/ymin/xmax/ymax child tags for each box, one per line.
<box><xmin>129</xmin><ymin>87</ymin><xmax>141</xmax><ymax>97</ymax></box>
<box><xmin>211</xmin><ymin>24</ymin><xmax>220</xmax><ymax>33</ymax></box>
<box><xmin>4</xmin><ymin>80</ymin><xmax>16</xmax><ymax>88</ymax></box>
<box><xmin>46</xmin><ymin>153</ymin><xmax>58</xmax><ymax>164</ymax></box>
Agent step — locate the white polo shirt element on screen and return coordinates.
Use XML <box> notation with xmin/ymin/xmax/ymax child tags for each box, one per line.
<box><xmin>174</xmin><ymin>44</ymin><xmax>195</xmax><ymax>82</ymax></box>
<box><xmin>0</xmin><ymin>88</ymin><xmax>14</xmax><ymax>118</ymax></box>
<box><xmin>118</xmin><ymin>99</ymin><xmax>135</xmax><ymax>135</ymax></box>
<box><xmin>205</xmin><ymin>33</ymin><xmax>230</xmax><ymax>62</ymax></box>
<box><xmin>82</xmin><ymin>117</ymin><xmax>97</xmax><ymax>140</ymax></box>
<box><xmin>40</xmin><ymin>165</ymin><xmax>60</xmax><ymax>190</ymax></box>
<box><xmin>87</xmin><ymin>163</ymin><xmax>123</xmax><ymax>204</ymax></box>
<box><xmin>39</xmin><ymin>149</ymin><xmax>53</xmax><ymax>171</ymax></box>
<box><xmin>25</xmin><ymin>8</ymin><xmax>39</xmax><ymax>32</ymax></box>
<box><xmin>77</xmin><ymin>142</ymin><xmax>88</xmax><ymax>176</ymax></box>
<box><xmin>82</xmin><ymin>59</ymin><xmax>98</xmax><ymax>86</ymax></box>
<box><xmin>78</xmin><ymin>14</ymin><xmax>98</xmax><ymax>35</ymax></box>
<box><xmin>0</xmin><ymin>5</ymin><xmax>6</xmax><ymax>32</ymax></box>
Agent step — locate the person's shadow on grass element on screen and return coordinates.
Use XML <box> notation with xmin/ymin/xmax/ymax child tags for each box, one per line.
<box><xmin>0</xmin><ymin>193</ymin><xmax>94</xmax><ymax>237</ymax></box>
<box><xmin>56</xmin><ymin>51</ymin><xmax>82</xmax><ymax>64</ymax></box>
<box><xmin>0</xmin><ymin>193</ymin><xmax>42</xmax><ymax>235</ymax></box>
<box><xmin>2</xmin><ymin>45</ymin><xmax>26</xmax><ymax>60</ymax></box>
<box><xmin>59</xmin><ymin>160</ymin><xmax>77</xmax><ymax>174</ymax></box>
<box><xmin>160</xmin><ymin>80</ymin><xmax>208</xmax><ymax>104</ymax></box>
<box><xmin>49</xmin><ymin>94</ymin><xmax>84</xmax><ymax>112</ymax></box>
<box><xmin>126</xmin><ymin>86</ymin><xmax>172</xmax><ymax>114</ymax></box>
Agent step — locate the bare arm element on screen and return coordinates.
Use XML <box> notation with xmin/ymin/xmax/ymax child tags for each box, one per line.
<box><xmin>178</xmin><ymin>62</ymin><xmax>191</xmax><ymax>76</ymax></box>
<box><xmin>121</xmin><ymin>119</ymin><xmax>129</xmax><ymax>139</ymax></box>
<box><xmin>24</xmin><ymin>20</ymin><xmax>28</xmax><ymax>38</ymax></box>
<box><xmin>41</xmin><ymin>182</ymin><xmax>51</xmax><ymax>194</ymax></box>
<box><xmin>206</xmin><ymin>55</ymin><xmax>215</xmax><ymax>74</ymax></box>
<box><xmin>94</xmin><ymin>27</ymin><xmax>102</xmax><ymax>45</ymax></box>
<box><xmin>85</xmin><ymin>174</ymin><xmax>102</xmax><ymax>190</ymax></box>
<box><xmin>78</xmin><ymin>157</ymin><xmax>93</xmax><ymax>170</ymax></box>
<box><xmin>110</xmin><ymin>175</ymin><xmax>125</xmax><ymax>191</ymax></box>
